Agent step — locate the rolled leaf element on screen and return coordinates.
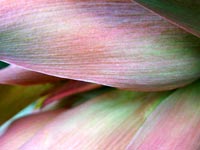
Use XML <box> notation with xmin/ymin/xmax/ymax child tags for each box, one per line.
<box><xmin>0</xmin><ymin>0</ymin><xmax>200</xmax><ymax>91</ymax></box>
<box><xmin>134</xmin><ymin>0</ymin><xmax>200</xmax><ymax>37</ymax></box>
<box><xmin>20</xmin><ymin>90</ymin><xmax>170</xmax><ymax>150</ymax></box>
<box><xmin>0</xmin><ymin>109</ymin><xmax>64</xmax><ymax>150</ymax></box>
<box><xmin>127</xmin><ymin>81</ymin><xmax>200</xmax><ymax>150</ymax></box>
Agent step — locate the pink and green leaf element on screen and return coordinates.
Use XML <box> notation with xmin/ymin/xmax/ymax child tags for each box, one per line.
<box><xmin>20</xmin><ymin>90</ymin><xmax>170</xmax><ymax>150</ymax></box>
<box><xmin>0</xmin><ymin>109</ymin><xmax>64</xmax><ymax>150</ymax></box>
<box><xmin>134</xmin><ymin>0</ymin><xmax>200</xmax><ymax>38</ymax></box>
<box><xmin>42</xmin><ymin>80</ymin><xmax>101</xmax><ymax>107</ymax></box>
<box><xmin>127</xmin><ymin>81</ymin><xmax>200</xmax><ymax>150</ymax></box>
<box><xmin>0</xmin><ymin>0</ymin><xmax>200</xmax><ymax>91</ymax></box>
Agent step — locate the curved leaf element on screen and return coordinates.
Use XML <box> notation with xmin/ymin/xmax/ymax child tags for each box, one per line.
<box><xmin>43</xmin><ymin>80</ymin><xmax>101</xmax><ymax>107</ymax></box>
<box><xmin>0</xmin><ymin>109</ymin><xmax>64</xmax><ymax>150</ymax></box>
<box><xmin>0</xmin><ymin>0</ymin><xmax>200</xmax><ymax>91</ymax></box>
<box><xmin>0</xmin><ymin>64</ymin><xmax>63</xmax><ymax>85</ymax></box>
<box><xmin>20</xmin><ymin>90</ymin><xmax>170</xmax><ymax>150</ymax></box>
<box><xmin>127</xmin><ymin>81</ymin><xmax>200</xmax><ymax>150</ymax></box>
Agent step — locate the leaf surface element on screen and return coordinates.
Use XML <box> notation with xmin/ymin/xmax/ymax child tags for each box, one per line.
<box><xmin>134</xmin><ymin>0</ymin><xmax>200</xmax><ymax>37</ymax></box>
<box><xmin>0</xmin><ymin>83</ymin><xmax>55</xmax><ymax>125</ymax></box>
<box><xmin>20</xmin><ymin>89</ymin><xmax>170</xmax><ymax>150</ymax></box>
<box><xmin>0</xmin><ymin>0</ymin><xmax>200</xmax><ymax>91</ymax></box>
<box><xmin>0</xmin><ymin>65</ymin><xmax>63</xmax><ymax>85</ymax></box>
<box><xmin>0</xmin><ymin>109</ymin><xmax>64</xmax><ymax>150</ymax></box>
<box><xmin>127</xmin><ymin>81</ymin><xmax>200</xmax><ymax>150</ymax></box>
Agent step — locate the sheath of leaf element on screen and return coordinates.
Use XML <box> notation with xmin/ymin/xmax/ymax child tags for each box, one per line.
<box><xmin>0</xmin><ymin>0</ymin><xmax>200</xmax><ymax>91</ymax></box>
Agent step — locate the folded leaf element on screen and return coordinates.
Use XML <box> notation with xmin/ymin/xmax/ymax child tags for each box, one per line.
<box><xmin>127</xmin><ymin>81</ymin><xmax>200</xmax><ymax>150</ymax></box>
<box><xmin>0</xmin><ymin>0</ymin><xmax>200</xmax><ymax>91</ymax></box>
<box><xmin>0</xmin><ymin>109</ymin><xmax>64</xmax><ymax>150</ymax></box>
<box><xmin>134</xmin><ymin>0</ymin><xmax>200</xmax><ymax>37</ymax></box>
<box><xmin>0</xmin><ymin>64</ymin><xmax>63</xmax><ymax>85</ymax></box>
<box><xmin>20</xmin><ymin>90</ymin><xmax>170</xmax><ymax>150</ymax></box>
<box><xmin>0</xmin><ymin>83</ymin><xmax>55</xmax><ymax>125</ymax></box>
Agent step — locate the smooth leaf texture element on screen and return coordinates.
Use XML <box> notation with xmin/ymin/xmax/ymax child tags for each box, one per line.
<box><xmin>127</xmin><ymin>81</ymin><xmax>200</xmax><ymax>150</ymax></box>
<box><xmin>0</xmin><ymin>83</ymin><xmax>55</xmax><ymax>125</ymax></box>
<box><xmin>0</xmin><ymin>64</ymin><xmax>63</xmax><ymax>85</ymax></box>
<box><xmin>0</xmin><ymin>109</ymin><xmax>64</xmax><ymax>150</ymax></box>
<box><xmin>20</xmin><ymin>90</ymin><xmax>170</xmax><ymax>150</ymax></box>
<box><xmin>0</xmin><ymin>0</ymin><xmax>200</xmax><ymax>91</ymax></box>
<box><xmin>134</xmin><ymin>0</ymin><xmax>200</xmax><ymax>38</ymax></box>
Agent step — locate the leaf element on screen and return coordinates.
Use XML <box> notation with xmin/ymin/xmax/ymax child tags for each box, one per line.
<box><xmin>0</xmin><ymin>83</ymin><xmax>55</xmax><ymax>125</ymax></box>
<box><xmin>0</xmin><ymin>0</ymin><xmax>200</xmax><ymax>91</ymax></box>
<box><xmin>127</xmin><ymin>81</ymin><xmax>200</xmax><ymax>150</ymax></box>
<box><xmin>0</xmin><ymin>64</ymin><xmax>63</xmax><ymax>85</ymax></box>
<box><xmin>42</xmin><ymin>80</ymin><xmax>101</xmax><ymax>107</ymax></box>
<box><xmin>20</xmin><ymin>89</ymin><xmax>170</xmax><ymax>150</ymax></box>
<box><xmin>134</xmin><ymin>0</ymin><xmax>200</xmax><ymax>37</ymax></box>
<box><xmin>0</xmin><ymin>109</ymin><xmax>64</xmax><ymax>150</ymax></box>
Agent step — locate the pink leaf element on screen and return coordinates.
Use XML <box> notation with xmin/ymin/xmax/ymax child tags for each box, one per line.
<box><xmin>127</xmin><ymin>81</ymin><xmax>200</xmax><ymax>150</ymax></box>
<box><xmin>0</xmin><ymin>64</ymin><xmax>63</xmax><ymax>85</ymax></box>
<box><xmin>0</xmin><ymin>0</ymin><xmax>200</xmax><ymax>91</ymax></box>
<box><xmin>0</xmin><ymin>109</ymin><xmax>64</xmax><ymax>150</ymax></box>
<box><xmin>20</xmin><ymin>90</ymin><xmax>170</xmax><ymax>150</ymax></box>
<box><xmin>43</xmin><ymin>80</ymin><xmax>101</xmax><ymax>107</ymax></box>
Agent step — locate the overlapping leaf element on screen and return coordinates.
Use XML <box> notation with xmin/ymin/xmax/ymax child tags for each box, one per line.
<box><xmin>127</xmin><ymin>81</ymin><xmax>200</xmax><ymax>150</ymax></box>
<box><xmin>43</xmin><ymin>80</ymin><xmax>101</xmax><ymax>107</ymax></box>
<box><xmin>19</xmin><ymin>89</ymin><xmax>170</xmax><ymax>150</ymax></box>
<box><xmin>0</xmin><ymin>0</ymin><xmax>200</xmax><ymax>91</ymax></box>
<box><xmin>0</xmin><ymin>109</ymin><xmax>64</xmax><ymax>150</ymax></box>
<box><xmin>134</xmin><ymin>0</ymin><xmax>200</xmax><ymax>37</ymax></box>
<box><xmin>0</xmin><ymin>64</ymin><xmax>62</xmax><ymax>85</ymax></box>
<box><xmin>0</xmin><ymin>83</ymin><xmax>55</xmax><ymax>125</ymax></box>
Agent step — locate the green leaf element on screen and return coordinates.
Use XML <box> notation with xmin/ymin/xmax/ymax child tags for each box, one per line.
<box><xmin>0</xmin><ymin>84</ymin><xmax>55</xmax><ymax>125</ymax></box>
